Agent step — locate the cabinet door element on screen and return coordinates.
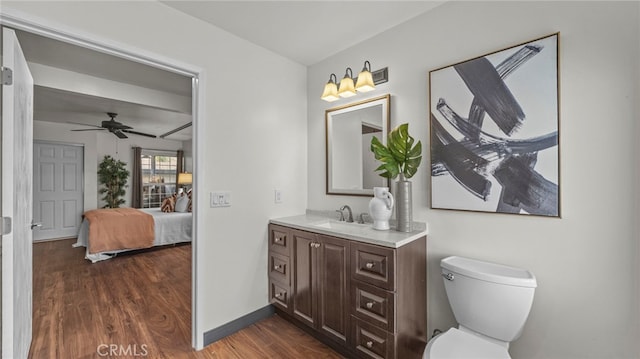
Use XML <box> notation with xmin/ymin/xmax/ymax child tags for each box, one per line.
<box><xmin>317</xmin><ymin>235</ymin><xmax>350</xmax><ymax>345</ymax></box>
<box><xmin>292</xmin><ymin>230</ymin><xmax>318</xmax><ymax>328</ymax></box>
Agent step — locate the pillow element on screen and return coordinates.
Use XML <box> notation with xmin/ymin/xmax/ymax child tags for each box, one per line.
<box><xmin>175</xmin><ymin>194</ymin><xmax>189</xmax><ymax>212</ymax></box>
<box><xmin>187</xmin><ymin>188</ymin><xmax>193</xmax><ymax>212</ymax></box>
<box><xmin>161</xmin><ymin>194</ymin><xmax>176</xmax><ymax>213</ymax></box>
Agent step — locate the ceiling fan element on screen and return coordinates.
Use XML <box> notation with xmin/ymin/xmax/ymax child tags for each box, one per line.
<box><xmin>70</xmin><ymin>112</ymin><xmax>156</xmax><ymax>139</ymax></box>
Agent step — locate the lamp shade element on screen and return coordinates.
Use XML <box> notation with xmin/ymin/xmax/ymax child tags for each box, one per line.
<box><xmin>177</xmin><ymin>172</ymin><xmax>192</xmax><ymax>185</ymax></box>
<box><xmin>338</xmin><ymin>68</ymin><xmax>356</xmax><ymax>98</ymax></box>
<box><xmin>356</xmin><ymin>62</ymin><xmax>375</xmax><ymax>92</ymax></box>
<box><xmin>321</xmin><ymin>80</ymin><xmax>339</xmax><ymax>102</ymax></box>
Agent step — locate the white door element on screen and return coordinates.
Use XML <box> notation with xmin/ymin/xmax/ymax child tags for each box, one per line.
<box><xmin>33</xmin><ymin>142</ymin><xmax>83</xmax><ymax>241</ymax></box>
<box><xmin>1</xmin><ymin>27</ymin><xmax>34</xmax><ymax>358</ymax></box>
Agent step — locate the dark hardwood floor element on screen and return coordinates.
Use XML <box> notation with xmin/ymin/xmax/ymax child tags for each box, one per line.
<box><xmin>30</xmin><ymin>238</ymin><xmax>343</xmax><ymax>359</ymax></box>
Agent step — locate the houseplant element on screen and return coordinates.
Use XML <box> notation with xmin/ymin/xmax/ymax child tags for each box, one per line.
<box><xmin>370</xmin><ymin>123</ymin><xmax>422</xmax><ymax>232</ymax></box>
<box><xmin>98</xmin><ymin>155</ymin><xmax>130</xmax><ymax>208</ymax></box>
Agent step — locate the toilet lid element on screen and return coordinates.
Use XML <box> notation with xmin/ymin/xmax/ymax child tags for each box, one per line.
<box><xmin>425</xmin><ymin>328</ymin><xmax>510</xmax><ymax>359</ymax></box>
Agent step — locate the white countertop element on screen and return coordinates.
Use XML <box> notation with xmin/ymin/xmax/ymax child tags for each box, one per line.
<box><xmin>269</xmin><ymin>213</ymin><xmax>427</xmax><ymax>248</ymax></box>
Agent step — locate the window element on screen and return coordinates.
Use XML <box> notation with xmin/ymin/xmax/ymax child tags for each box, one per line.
<box><xmin>141</xmin><ymin>151</ymin><xmax>178</xmax><ymax>208</ymax></box>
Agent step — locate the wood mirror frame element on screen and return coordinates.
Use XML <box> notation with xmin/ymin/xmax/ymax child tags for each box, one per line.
<box><xmin>326</xmin><ymin>94</ymin><xmax>390</xmax><ymax>196</ymax></box>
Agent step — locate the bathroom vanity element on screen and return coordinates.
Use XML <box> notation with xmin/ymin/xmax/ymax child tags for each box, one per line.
<box><xmin>268</xmin><ymin>214</ymin><xmax>427</xmax><ymax>359</ymax></box>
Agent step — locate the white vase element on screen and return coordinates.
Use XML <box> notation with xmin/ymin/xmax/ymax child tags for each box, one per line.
<box><xmin>368</xmin><ymin>187</ymin><xmax>394</xmax><ymax>230</ymax></box>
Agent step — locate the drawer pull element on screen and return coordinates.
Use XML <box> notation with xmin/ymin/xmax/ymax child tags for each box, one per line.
<box><xmin>275</xmin><ymin>292</ymin><xmax>284</xmax><ymax>298</ymax></box>
<box><xmin>274</xmin><ymin>237</ymin><xmax>282</xmax><ymax>243</ymax></box>
<box><xmin>274</xmin><ymin>264</ymin><xmax>281</xmax><ymax>270</ymax></box>
<box><xmin>366</xmin><ymin>341</ymin><xmax>373</xmax><ymax>348</ymax></box>
<box><xmin>366</xmin><ymin>301</ymin><xmax>374</xmax><ymax>309</ymax></box>
<box><xmin>365</xmin><ymin>262</ymin><xmax>375</xmax><ymax>269</ymax></box>
<box><xmin>310</xmin><ymin>242</ymin><xmax>321</xmax><ymax>248</ymax></box>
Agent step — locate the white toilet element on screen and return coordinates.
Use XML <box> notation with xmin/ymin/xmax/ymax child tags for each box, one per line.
<box><xmin>423</xmin><ymin>256</ymin><xmax>537</xmax><ymax>359</ymax></box>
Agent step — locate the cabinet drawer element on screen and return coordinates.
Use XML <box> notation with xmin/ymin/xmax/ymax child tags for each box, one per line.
<box><xmin>351</xmin><ymin>317</ymin><xmax>394</xmax><ymax>359</ymax></box>
<box><xmin>352</xmin><ymin>280</ymin><xmax>395</xmax><ymax>332</ymax></box>
<box><xmin>269</xmin><ymin>280</ymin><xmax>291</xmax><ymax>313</ymax></box>
<box><xmin>269</xmin><ymin>252</ymin><xmax>290</xmax><ymax>285</ymax></box>
<box><xmin>351</xmin><ymin>242</ymin><xmax>395</xmax><ymax>290</ymax></box>
<box><xmin>269</xmin><ymin>224</ymin><xmax>291</xmax><ymax>256</ymax></box>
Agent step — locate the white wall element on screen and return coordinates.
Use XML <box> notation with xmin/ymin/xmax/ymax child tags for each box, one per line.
<box><xmin>332</xmin><ymin>112</ymin><xmax>362</xmax><ymax>189</ymax></box>
<box><xmin>33</xmin><ymin>121</ymin><xmax>183</xmax><ymax>209</ymax></box>
<box><xmin>4</xmin><ymin>0</ymin><xmax>308</xmax><ymax>349</ymax></box>
<box><xmin>308</xmin><ymin>1</ymin><xmax>639</xmax><ymax>358</ymax></box>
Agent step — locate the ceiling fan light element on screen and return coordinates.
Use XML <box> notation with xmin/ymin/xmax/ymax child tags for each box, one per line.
<box><xmin>356</xmin><ymin>61</ymin><xmax>375</xmax><ymax>92</ymax></box>
<box><xmin>338</xmin><ymin>68</ymin><xmax>356</xmax><ymax>98</ymax></box>
<box><xmin>321</xmin><ymin>73</ymin><xmax>339</xmax><ymax>102</ymax></box>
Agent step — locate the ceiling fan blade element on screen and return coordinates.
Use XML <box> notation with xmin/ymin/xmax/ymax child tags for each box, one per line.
<box><xmin>67</xmin><ymin>121</ymin><xmax>103</xmax><ymax>128</ymax></box>
<box><xmin>113</xmin><ymin>130</ymin><xmax>128</xmax><ymax>139</ymax></box>
<box><xmin>122</xmin><ymin>129</ymin><xmax>157</xmax><ymax>138</ymax></box>
<box><xmin>71</xmin><ymin>128</ymin><xmax>106</xmax><ymax>131</ymax></box>
<box><xmin>109</xmin><ymin>122</ymin><xmax>133</xmax><ymax>130</ymax></box>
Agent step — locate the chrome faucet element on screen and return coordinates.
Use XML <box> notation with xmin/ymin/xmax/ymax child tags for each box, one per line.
<box><xmin>358</xmin><ymin>213</ymin><xmax>369</xmax><ymax>224</ymax></box>
<box><xmin>339</xmin><ymin>205</ymin><xmax>354</xmax><ymax>223</ymax></box>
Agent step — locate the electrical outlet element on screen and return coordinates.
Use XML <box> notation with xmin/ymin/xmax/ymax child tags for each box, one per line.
<box><xmin>274</xmin><ymin>189</ymin><xmax>283</xmax><ymax>204</ymax></box>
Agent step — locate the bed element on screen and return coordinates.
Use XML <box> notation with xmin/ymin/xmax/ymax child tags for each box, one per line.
<box><xmin>74</xmin><ymin>207</ymin><xmax>192</xmax><ymax>263</ymax></box>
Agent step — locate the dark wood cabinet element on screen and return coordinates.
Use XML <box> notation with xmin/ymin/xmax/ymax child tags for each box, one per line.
<box><xmin>291</xmin><ymin>229</ymin><xmax>350</xmax><ymax>345</ymax></box>
<box><xmin>316</xmin><ymin>234</ymin><xmax>350</xmax><ymax>345</ymax></box>
<box><xmin>292</xmin><ymin>229</ymin><xmax>317</xmax><ymax>327</ymax></box>
<box><xmin>268</xmin><ymin>224</ymin><xmax>293</xmax><ymax>313</ymax></box>
<box><xmin>349</xmin><ymin>239</ymin><xmax>427</xmax><ymax>359</ymax></box>
<box><xmin>268</xmin><ymin>223</ymin><xmax>426</xmax><ymax>359</ymax></box>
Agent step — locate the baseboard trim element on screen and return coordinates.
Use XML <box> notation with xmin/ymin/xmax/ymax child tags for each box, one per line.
<box><xmin>203</xmin><ymin>305</ymin><xmax>275</xmax><ymax>347</ymax></box>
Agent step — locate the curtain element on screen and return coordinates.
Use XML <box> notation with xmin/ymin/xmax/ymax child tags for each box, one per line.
<box><xmin>176</xmin><ymin>149</ymin><xmax>184</xmax><ymax>193</ymax></box>
<box><xmin>131</xmin><ymin>147</ymin><xmax>143</xmax><ymax>208</ymax></box>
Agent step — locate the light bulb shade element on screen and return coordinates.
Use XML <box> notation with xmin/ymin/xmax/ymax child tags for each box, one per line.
<box><xmin>355</xmin><ymin>70</ymin><xmax>375</xmax><ymax>92</ymax></box>
<box><xmin>177</xmin><ymin>172</ymin><xmax>192</xmax><ymax>185</ymax></box>
<box><xmin>338</xmin><ymin>68</ymin><xmax>356</xmax><ymax>98</ymax></box>
<box><xmin>321</xmin><ymin>73</ymin><xmax>339</xmax><ymax>102</ymax></box>
<box><xmin>338</xmin><ymin>77</ymin><xmax>356</xmax><ymax>98</ymax></box>
<box><xmin>321</xmin><ymin>82</ymin><xmax>339</xmax><ymax>102</ymax></box>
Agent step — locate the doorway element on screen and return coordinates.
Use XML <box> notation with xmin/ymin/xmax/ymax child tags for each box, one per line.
<box><xmin>0</xmin><ymin>13</ymin><xmax>202</xmax><ymax>352</ymax></box>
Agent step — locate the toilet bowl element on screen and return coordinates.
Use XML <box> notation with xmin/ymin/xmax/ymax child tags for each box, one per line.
<box><xmin>424</xmin><ymin>327</ymin><xmax>510</xmax><ymax>359</ymax></box>
<box><xmin>423</xmin><ymin>256</ymin><xmax>537</xmax><ymax>359</ymax></box>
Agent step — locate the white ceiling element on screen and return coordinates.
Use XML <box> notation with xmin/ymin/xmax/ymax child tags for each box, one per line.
<box><xmin>161</xmin><ymin>1</ymin><xmax>445</xmax><ymax>66</ymax></box>
<box><xmin>15</xmin><ymin>29</ymin><xmax>194</xmax><ymax>141</ymax></box>
<box><xmin>15</xmin><ymin>1</ymin><xmax>445</xmax><ymax>142</ymax></box>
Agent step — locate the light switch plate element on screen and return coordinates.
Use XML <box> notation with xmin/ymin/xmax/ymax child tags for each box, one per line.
<box><xmin>274</xmin><ymin>189</ymin><xmax>283</xmax><ymax>204</ymax></box>
<box><xmin>210</xmin><ymin>191</ymin><xmax>231</xmax><ymax>207</ymax></box>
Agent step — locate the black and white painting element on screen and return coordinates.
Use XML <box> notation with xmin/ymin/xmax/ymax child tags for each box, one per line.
<box><xmin>429</xmin><ymin>33</ymin><xmax>559</xmax><ymax>216</ymax></box>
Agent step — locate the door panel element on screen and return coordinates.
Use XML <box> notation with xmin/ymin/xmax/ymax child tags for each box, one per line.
<box><xmin>292</xmin><ymin>230</ymin><xmax>317</xmax><ymax>328</ymax></box>
<box><xmin>33</xmin><ymin>142</ymin><xmax>83</xmax><ymax>240</ymax></box>
<box><xmin>2</xmin><ymin>26</ymin><xmax>35</xmax><ymax>359</ymax></box>
<box><xmin>318</xmin><ymin>235</ymin><xmax>350</xmax><ymax>344</ymax></box>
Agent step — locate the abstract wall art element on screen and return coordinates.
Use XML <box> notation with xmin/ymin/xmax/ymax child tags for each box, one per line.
<box><xmin>429</xmin><ymin>33</ymin><xmax>560</xmax><ymax>217</ymax></box>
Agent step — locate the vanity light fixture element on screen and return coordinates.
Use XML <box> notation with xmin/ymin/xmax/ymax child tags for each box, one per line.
<box><xmin>338</xmin><ymin>67</ymin><xmax>357</xmax><ymax>98</ymax></box>
<box><xmin>355</xmin><ymin>61</ymin><xmax>375</xmax><ymax>92</ymax></box>
<box><xmin>321</xmin><ymin>61</ymin><xmax>388</xmax><ymax>102</ymax></box>
<box><xmin>320</xmin><ymin>73</ymin><xmax>340</xmax><ymax>102</ymax></box>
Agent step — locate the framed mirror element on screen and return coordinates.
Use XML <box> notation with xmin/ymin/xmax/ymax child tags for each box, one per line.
<box><xmin>326</xmin><ymin>94</ymin><xmax>390</xmax><ymax>196</ymax></box>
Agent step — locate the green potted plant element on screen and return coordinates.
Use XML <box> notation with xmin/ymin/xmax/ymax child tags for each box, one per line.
<box><xmin>370</xmin><ymin>123</ymin><xmax>422</xmax><ymax>232</ymax></box>
<box><xmin>97</xmin><ymin>155</ymin><xmax>130</xmax><ymax>208</ymax></box>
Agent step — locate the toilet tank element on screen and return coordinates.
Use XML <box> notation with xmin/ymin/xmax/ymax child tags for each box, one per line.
<box><xmin>441</xmin><ymin>256</ymin><xmax>537</xmax><ymax>343</ymax></box>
